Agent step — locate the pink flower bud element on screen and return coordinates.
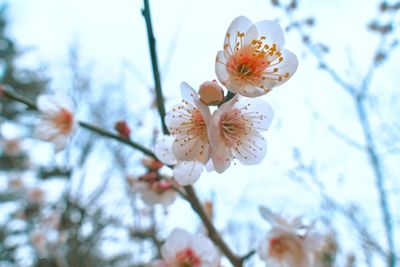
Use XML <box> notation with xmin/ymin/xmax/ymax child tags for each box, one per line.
<box><xmin>198</xmin><ymin>80</ymin><xmax>224</xmax><ymax>105</ymax></box>
<box><xmin>114</xmin><ymin>120</ymin><xmax>131</xmax><ymax>138</ymax></box>
<box><xmin>142</xmin><ymin>157</ymin><xmax>164</xmax><ymax>171</ymax></box>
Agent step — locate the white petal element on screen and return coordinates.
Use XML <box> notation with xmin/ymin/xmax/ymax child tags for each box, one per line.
<box><xmin>224</xmin><ymin>16</ymin><xmax>254</xmax><ymax>50</ymax></box>
<box><xmin>141</xmin><ymin>190</ymin><xmax>160</xmax><ymax>206</ymax></box>
<box><xmin>53</xmin><ymin>134</ymin><xmax>69</xmax><ymax>152</ymax></box>
<box><xmin>55</xmin><ymin>94</ymin><xmax>74</xmax><ymax>111</ymax></box>
<box><xmin>274</xmin><ymin>49</ymin><xmax>298</xmax><ymax>86</ymax></box>
<box><xmin>257</xmin><ymin>236</ymin><xmax>270</xmax><ymax>261</ymax></box>
<box><xmin>233</xmin><ymin>131</ymin><xmax>267</xmax><ymax>165</ymax></box>
<box><xmin>159</xmin><ymin>190</ymin><xmax>177</xmax><ymax>207</ymax></box>
<box><xmin>33</xmin><ymin>119</ymin><xmax>59</xmax><ymax>141</ymax></box>
<box><xmin>172</xmin><ymin>135</ymin><xmax>203</xmax><ymax>161</ymax></box>
<box><xmin>165</xmin><ymin>103</ymin><xmax>195</xmax><ymax>130</ymax></box>
<box><xmin>192</xmin><ymin>236</ymin><xmax>219</xmax><ymax>265</ymax></box>
<box><xmin>255</xmin><ymin>20</ymin><xmax>285</xmax><ymax>49</ymax></box>
<box><xmin>239</xmin><ymin>98</ymin><xmax>274</xmax><ymax>130</ymax></box>
<box><xmin>37</xmin><ymin>95</ymin><xmax>62</xmax><ymax>114</ymax></box>
<box><xmin>173</xmin><ymin>161</ymin><xmax>203</xmax><ymax>185</ymax></box>
<box><xmin>37</xmin><ymin>94</ymin><xmax>74</xmax><ymax>114</ymax></box>
<box><xmin>154</xmin><ymin>135</ymin><xmax>177</xmax><ymax>165</ymax></box>
<box><xmin>226</xmin><ymin>81</ymin><xmax>266</xmax><ymax>97</ymax></box>
<box><xmin>215</xmin><ymin>51</ymin><xmax>230</xmax><ymax>86</ymax></box>
<box><xmin>180</xmin><ymin>82</ymin><xmax>198</xmax><ymax>106</ymax></box>
<box><xmin>194</xmin><ymin>98</ymin><xmax>212</xmax><ymax>125</ymax></box>
<box><xmin>211</xmin><ymin>142</ymin><xmax>233</xmax><ymax>174</ymax></box>
<box><xmin>161</xmin><ymin>228</ymin><xmax>192</xmax><ymax>260</ymax></box>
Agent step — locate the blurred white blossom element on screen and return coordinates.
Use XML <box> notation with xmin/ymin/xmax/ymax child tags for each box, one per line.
<box><xmin>34</xmin><ymin>94</ymin><xmax>77</xmax><ymax>151</ymax></box>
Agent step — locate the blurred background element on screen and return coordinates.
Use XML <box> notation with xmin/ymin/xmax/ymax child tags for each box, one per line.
<box><xmin>0</xmin><ymin>0</ymin><xmax>399</xmax><ymax>266</ymax></box>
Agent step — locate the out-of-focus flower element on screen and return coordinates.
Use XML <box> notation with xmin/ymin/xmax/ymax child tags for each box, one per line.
<box><xmin>257</xmin><ymin>206</ymin><xmax>318</xmax><ymax>267</ymax></box>
<box><xmin>27</xmin><ymin>188</ymin><xmax>45</xmax><ymax>205</ymax></box>
<box><xmin>160</xmin><ymin>228</ymin><xmax>219</xmax><ymax>267</ymax></box>
<box><xmin>30</xmin><ymin>230</ymin><xmax>48</xmax><ymax>257</ymax></box>
<box><xmin>129</xmin><ymin>174</ymin><xmax>177</xmax><ymax>208</ymax></box>
<box><xmin>207</xmin><ymin>95</ymin><xmax>273</xmax><ymax>173</ymax></box>
<box><xmin>216</xmin><ymin>16</ymin><xmax>298</xmax><ymax>97</ymax></box>
<box><xmin>142</xmin><ymin>156</ymin><xmax>164</xmax><ymax>171</ymax></box>
<box><xmin>198</xmin><ymin>80</ymin><xmax>224</xmax><ymax>106</ymax></box>
<box><xmin>115</xmin><ymin>120</ymin><xmax>131</xmax><ymax>138</ymax></box>
<box><xmin>155</xmin><ymin>135</ymin><xmax>206</xmax><ymax>185</ymax></box>
<box><xmin>34</xmin><ymin>94</ymin><xmax>77</xmax><ymax>151</ymax></box>
<box><xmin>165</xmin><ymin>82</ymin><xmax>212</xmax><ymax>164</ymax></box>
<box><xmin>2</xmin><ymin>138</ymin><xmax>21</xmax><ymax>156</ymax></box>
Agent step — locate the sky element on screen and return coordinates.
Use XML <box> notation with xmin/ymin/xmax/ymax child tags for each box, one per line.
<box><xmin>2</xmin><ymin>0</ymin><xmax>400</xmax><ymax>266</ymax></box>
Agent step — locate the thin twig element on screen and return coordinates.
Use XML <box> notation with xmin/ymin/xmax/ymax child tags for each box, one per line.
<box><xmin>142</xmin><ymin>0</ymin><xmax>169</xmax><ymax>135</ymax></box>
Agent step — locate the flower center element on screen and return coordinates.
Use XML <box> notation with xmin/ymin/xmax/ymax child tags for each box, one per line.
<box><xmin>149</xmin><ymin>180</ymin><xmax>173</xmax><ymax>195</ymax></box>
<box><xmin>176</xmin><ymin>248</ymin><xmax>202</xmax><ymax>267</ymax></box>
<box><xmin>218</xmin><ymin>31</ymin><xmax>291</xmax><ymax>91</ymax></box>
<box><xmin>51</xmin><ymin>109</ymin><xmax>74</xmax><ymax>134</ymax></box>
<box><xmin>220</xmin><ymin>108</ymin><xmax>249</xmax><ymax>147</ymax></box>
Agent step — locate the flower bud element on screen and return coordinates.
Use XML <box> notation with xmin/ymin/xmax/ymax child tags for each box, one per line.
<box><xmin>141</xmin><ymin>157</ymin><xmax>164</xmax><ymax>171</ymax></box>
<box><xmin>198</xmin><ymin>80</ymin><xmax>224</xmax><ymax>106</ymax></box>
<box><xmin>114</xmin><ymin>120</ymin><xmax>131</xmax><ymax>138</ymax></box>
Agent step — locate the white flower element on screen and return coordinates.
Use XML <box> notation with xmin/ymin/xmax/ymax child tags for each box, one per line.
<box><xmin>129</xmin><ymin>173</ymin><xmax>177</xmax><ymax>208</ymax></box>
<box><xmin>257</xmin><ymin>206</ymin><xmax>318</xmax><ymax>267</ymax></box>
<box><xmin>34</xmin><ymin>94</ymin><xmax>77</xmax><ymax>151</ymax></box>
<box><xmin>161</xmin><ymin>228</ymin><xmax>219</xmax><ymax>267</ymax></box>
<box><xmin>207</xmin><ymin>95</ymin><xmax>273</xmax><ymax>173</ymax></box>
<box><xmin>155</xmin><ymin>135</ymin><xmax>206</xmax><ymax>186</ymax></box>
<box><xmin>165</xmin><ymin>82</ymin><xmax>212</xmax><ymax>164</ymax></box>
<box><xmin>215</xmin><ymin>16</ymin><xmax>298</xmax><ymax>97</ymax></box>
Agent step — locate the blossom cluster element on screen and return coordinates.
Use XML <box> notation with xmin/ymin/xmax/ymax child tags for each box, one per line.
<box><xmin>27</xmin><ymin>15</ymin><xmax>313</xmax><ymax>267</ymax></box>
<box><xmin>155</xmin><ymin>16</ymin><xmax>297</xmax><ymax>186</ymax></box>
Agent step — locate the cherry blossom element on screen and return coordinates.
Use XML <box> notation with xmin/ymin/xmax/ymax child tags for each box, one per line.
<box><xmin>160</xmin><ymin>228</ymin><xmax>219</xmax><ymax>267</ymax></box>
<box><xmin>207</xmin><ymin>95</ymin><xmax>273</xmax><ymax>173</ymax></box>
<box><xmin>257</xmin><ymin>206</ymin><xmax>319</xmax><ymax>267</ymax></box>
<box><xmin>155</xmin><ymin>135</ymin><xmax>205</xmax><ymax>186</ymax></box>
<box><xmin>33</xmin><ymin>94</ymin><xmax>77</xmax><ymax>151</ymax></box>
<box><xmin>216</xmin><ymin>16</ymin><xmax>298</xmax><ymax>97</ymax></box>
<box><xmin>165</xmin><ymin>82</ymin><xmax>212</xmax><ymax>164</ymax></box>
<box><xmin>128</xmin><ymin>173</ymin><xmax>177</xmax><ymax>208</ymax></box>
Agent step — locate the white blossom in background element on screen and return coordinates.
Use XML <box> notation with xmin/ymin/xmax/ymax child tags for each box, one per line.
<box><xmin>257</xmin><ymin>206</ymin><xmax>319</xmax><ymax>267</ymax></box>
<box><xmin>33</xmin><ymin>94</ymin><xmax>77</xmax><ymax>151</ymax></box>
<box><xmin>207</xmin><ymin>95</ymin><xmax>273</xmax><ymax>173</ymax></box>
<box><xmin>160</xmin><ymin>228</ymin><xmax>219</xmax><ymax>267</ymax></box>
<box><xmin>128</xmin><ymin>173</ymin><xmax>177</xmax><ymax>208</ymax></box>
<box><xmin>165</xmin><ymin>82</ymin><xmax>212</xmax><ymax>164</ymax></box>
<box><xmin>216</xmin><ymin>16</ymin><xmax>298</xmax><ymax>97</ymax></box>
<box><xmin>155</xmin><ymin>135</ymin><xmax>205</xmax><ymax>185</ymax></box>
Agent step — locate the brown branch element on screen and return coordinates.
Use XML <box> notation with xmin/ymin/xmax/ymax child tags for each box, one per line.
<box><xmin>184</xmin><ymin>185</ymin><xmax>243</xmax><ymax>267</ymax></box>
